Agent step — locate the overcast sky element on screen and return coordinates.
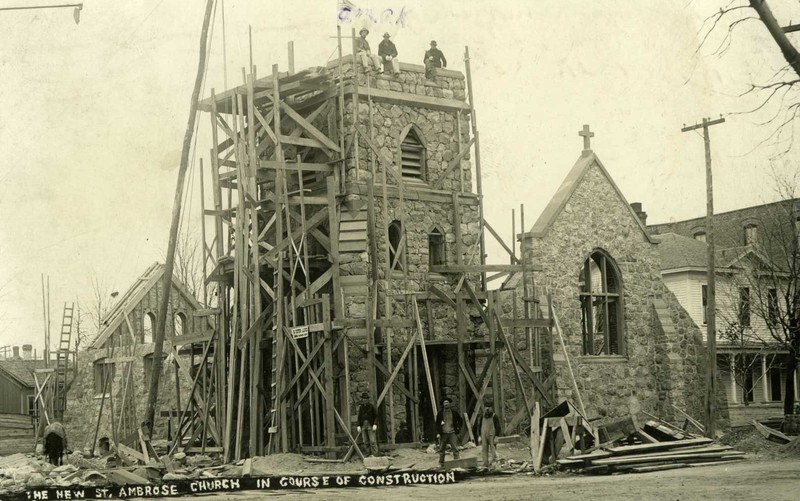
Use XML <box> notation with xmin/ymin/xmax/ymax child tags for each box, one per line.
<box><xmin>0</xmin><ymin>0</ymin><xmax>797</xmax><ymax>353</ymax></box>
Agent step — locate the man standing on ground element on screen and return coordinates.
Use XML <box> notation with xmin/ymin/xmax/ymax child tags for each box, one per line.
<box><xmin>435</xmin><ymin>397</ymin><xmax>463</xmax><ymax>466</ymax></box>
<box><xmin>357</xmin><ymin>392</ymin><xmax>379</xmax><ymax>456</ymax></box>
<box><xmin>478</xmin><ymin>402</ymin><xmax>501</xmax><ymax>469</ymax></box>
<box><xmin>378</xmin><ymin>32</ymin><xmax>401</xmax><ymax>76</ymax></box>
<box><xmin>355</xmin><ymin>28</ymin><xmax>381</xmax><ymax>73</ymax></box>
<box><xmin>423</xmin><ymin>40</ymin><xmax>447</xmax><ymax>79</ymax></box>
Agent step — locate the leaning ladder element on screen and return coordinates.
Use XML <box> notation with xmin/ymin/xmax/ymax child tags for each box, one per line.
<box><xmin>54</xmin><ymin>302</ymin><xmax>74</xmax><ymax>420</ymax></box>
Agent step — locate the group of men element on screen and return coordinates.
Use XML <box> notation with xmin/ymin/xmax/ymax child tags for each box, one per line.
<box><xmin>354</xmin><ymin>28</ymin><xmax>447</xmax><ymax>79</ymax></box>
<box><xmin>356</xmin><ymin>392</ymin><xmax>501</xmax><ymax>469</ymax></box>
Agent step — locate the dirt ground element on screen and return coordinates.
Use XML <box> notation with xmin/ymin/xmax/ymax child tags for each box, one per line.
<box><xmin>248</xmin><ymin>438</ymin><xmax>534</xmax><ymax>476</ymax></box>
<box><xmin>153</xmin><ymin>459</ymin><xmax>800</xmax><ymax>501</ymax></box>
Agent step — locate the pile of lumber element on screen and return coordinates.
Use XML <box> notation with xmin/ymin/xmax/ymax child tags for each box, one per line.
<box><xmin>557</xmin><ymin>423</ymin><xmax>745</xmax><ymax>474</ymax></box>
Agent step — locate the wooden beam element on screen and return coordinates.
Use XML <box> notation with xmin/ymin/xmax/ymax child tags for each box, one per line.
<box><xmin>431</xmin><ymin>264</ymin><xmax>536</xmax><ymax>273</ymax></box>
<box><xmin>279</xmin><ymin>101</ymin><xmax>341</xmax><ymax>152</ymax></box>
<box><xmin>428</xmin><ymin>284</ymin><xmax>457</xmax><ymax>309</ymax></box>
<box><xmin>431</xmin><ymin>137</ymin><xmax>475</xmax><ymax>189</ymax></box>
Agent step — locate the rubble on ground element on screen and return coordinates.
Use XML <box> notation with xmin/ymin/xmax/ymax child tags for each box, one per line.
<box><xmin>3</xmin><ymin>412</ymin><xmax>796</xmax><ymax>497</ymax></box>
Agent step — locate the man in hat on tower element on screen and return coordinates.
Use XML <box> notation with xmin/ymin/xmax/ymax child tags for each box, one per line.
<box><xmin>356</xmin><ymin>391</ymin><xmax>379</xmax><ymax>456</ymax></box>
<box><xmin>355</xmin><ymin>27</ymin><xmax>381</xmax><ymax>73</ymax></box>
<box><xmin>423</xmin><ymin>40</ymin><xmax>447</xmax><ymax>79</ymax></box>
<box><xmin>378</xmin><ymin>32</ymin><xmax>401</xmax><ymax>76</ymax></box>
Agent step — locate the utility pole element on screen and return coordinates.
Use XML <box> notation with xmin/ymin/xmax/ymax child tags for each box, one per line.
<box><xmin>681</xmin><ymin>116</ymin><xmax>725</xmax><ymax>438</ymax></box>
<box><xmin>144</xmin><ymin>0</ymin><xmax>215</xmax><ymax>437</ymax></box>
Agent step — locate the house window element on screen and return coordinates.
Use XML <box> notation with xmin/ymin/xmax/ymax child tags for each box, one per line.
<box><xmin>769</xmin><ymin>365</ymin><xmax>782</xmax><ymax>402</ymax></box>
<box><xmin>428</xmin><ymin>227</ymin><xmax>446</xmax><ymax>267</ymax></box>
<box><xmin>744</xmin><ymin>224</ymin><xmax>758</xmax><ymax>246</ymax></box>
<box><xmin>701</xmin><ymin>285</ymin><xmax>708</xmax><ymax>325</ymax></box>
<box><xmin>93</xmin><ymin>360</ymin><xmax>115</xmax><ymax>395</ymax></box>
<box><xmin>693</xmin><ymin>231</ymin><xmax>706</xmax><ymax>242</ymax></box>
<box><xmin>579</xmin><ymin>250</ymin><xmax>624</xmax><ymax>356</ymax></box>
<box><xmin>738</xmin><ymin>287</ymin><xmax>751</xmax><ymax>327</ymax></box>
<box><xmin>143</xmin><ymin>312</ymin><xmax>155</xmax><ymax>344</ymax></box>
<box><xmin>388</xmin><ymin>220</ymin><xmax>405</xmax><ymax>272</ymax></box>
<box><xmin>768</xmin><ymin>288</ymin><xmax>779</xmax><ymax>327</ymax></box>
<box><xmin>174</xmin><ymin>312</ymin><xmax>186</xmax><ymax>337</ymax></box>
<box><xmin>27</xmin><ymin>395</ymin><xmax>37</xmax><ymax>417</ymax></box>
<box><xmin>399</xmin><ymin>127</ymin><xmax>426</xmax><ymax>181</ymax></box>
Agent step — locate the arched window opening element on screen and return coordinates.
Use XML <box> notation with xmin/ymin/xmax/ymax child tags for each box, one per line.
<box><xmin>579</xmin><ymin>250</ymin><xmax>624</xmax><ymax>356</ymax></box>
<box><xmin>388</xmin><ymin>220</ymin><xmax>405</xmax><ymax>272</ymax></box>
<box><xmin>744</xmin><ymin>224</ymin><xmax>758</xmax><ymax>246</ymax></box>
<box><xmin>693</xmin><ymin>231</ymin><xmax>706</xmax><ymax>242</ymax></box>
<box><xmin>143</xmin><ymin>312</ymin><xmax>155</xmax><ymax>344</ymax></box>
<box><xmin>174</xmin><ymin>312</ymin><xmax>187</xmax><ymax>337</ymax></box>
<box><xmin>400</xmin><ymin>127</ymin><xmax>426</xmax><ymax>181</ymax></box>
<box><xmin>428</xmin><ymin>227</ymin><xmax>446</xmax><ymax>266</ymax></box>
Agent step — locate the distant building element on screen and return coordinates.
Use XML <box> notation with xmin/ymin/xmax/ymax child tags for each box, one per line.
<box><xmin>0</xmin><ymin>346</ymin><xmax>47</xmax><ymax>454</ymax></box>
<box><xmin>0</xmin><ymin>345</ymin><xmax>45</xmax><ymax>416</ymax></box>
<box><xmin>650</xmin><ymin>200</ymin><xmax>800</xmax><ymax>425</ymax></box>
<box><xmin>65</xmin><ymin>263</ymin><xmax>214</xmax><ymax>450</ymax></box>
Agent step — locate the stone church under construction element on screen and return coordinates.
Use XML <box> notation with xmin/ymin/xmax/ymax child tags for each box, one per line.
<box><xmin>63</xmin><ymin>34</ymin><xmax>715</xmax><ymax>461</ymax></box>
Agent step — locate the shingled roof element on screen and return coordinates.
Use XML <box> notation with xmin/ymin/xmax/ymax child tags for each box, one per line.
<box><xmin>653</xmin><ymin>232</ymin><xmax>777</xmax><ymax>273</ymax></box>
<box><xmin>652</xmin><ymin>232</ymin><xmax>708</xmax><ymax>271</ymax></box>
<box><xmin>0</xmin><ymin>359</ymin><xmax>49</xmax><ymax>388</ymax></box>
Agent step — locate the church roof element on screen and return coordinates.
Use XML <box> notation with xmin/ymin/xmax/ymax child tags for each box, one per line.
<box><xmin>527</xmin><ymin>151</ymin><xmax>656</xmax><ymax>243</ymax></box>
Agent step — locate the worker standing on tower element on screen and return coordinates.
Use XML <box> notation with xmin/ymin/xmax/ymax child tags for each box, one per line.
<box><xmin>423</xmin><ymin>40</ymin><xmax>447</xmax><ymax>79</ymax></box>
<box><xmin>378</xmin><ymin>32</ymin><xmax>401</xmax><ymax>76</ymax></box>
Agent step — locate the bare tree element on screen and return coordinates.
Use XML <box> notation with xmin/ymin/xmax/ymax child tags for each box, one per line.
<box><xmin>717</xmin><ymin>321</ymin><xmax>777</xmax><ymax>404</ymax></box>
<box><xmin>172</xmin><ymin>229</ymin><xmax>206</xmax><ymax>304</ymax></box>
<box><xmin>724</xmin><ymin>185</ymin><xmax>800</xmax><ymax>414</ymax></box>
<box><xmin>698</xmin><ymin>1</ymin><xmax>800</xmax><ymax>155</ymax></box>
<box><xmin>86</xmin><ymin>273</ymin><xmax>116</xmax><ymax>336</ymax></box>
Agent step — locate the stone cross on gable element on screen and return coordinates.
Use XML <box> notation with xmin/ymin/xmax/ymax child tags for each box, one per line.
<box><xmin>579</xmin><ymin>124</ymin><xmax>594</xmax><ymax>153</ymax></box>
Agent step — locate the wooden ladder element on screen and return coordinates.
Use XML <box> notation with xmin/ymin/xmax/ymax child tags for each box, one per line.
<box><xmin>54</xmin><ymin>302</ymin><xmax>74</xmax><ymax>420</ymax></box>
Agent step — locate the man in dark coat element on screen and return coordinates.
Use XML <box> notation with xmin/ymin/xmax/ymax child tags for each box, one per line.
<box><xmin>43</xmin><ymin>422</ymin><xmax>67</xmax><ymax>466</ymax></box>
<box><xmin>423</xmin><ymin>40</ymin><xmax>447</xmax><ymax>79</ymax></box>
<box><xmin>435</xmin><ymin>397</ymin><xmax>463</xmax><ymax>466</ymax></box>
<box><xmin>356</xmin><ymin>392</ymin><xmax>379</xmax><ymax>456</ymax></box>
<box><xmin>378</xmin><ymin>32</ymin><xmax>400</xmax><ymax>76</ymax></box>
<box><xmin>477</xmin><ymin>402</ymin><xmax>501</xmax><ymax>468</ymax></box>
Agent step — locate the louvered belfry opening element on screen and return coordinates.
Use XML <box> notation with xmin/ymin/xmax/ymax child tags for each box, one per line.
<box><xmin>400</xmin><ymin>128</ymin><xmax>425</xmax><ymax>181</ymax></box>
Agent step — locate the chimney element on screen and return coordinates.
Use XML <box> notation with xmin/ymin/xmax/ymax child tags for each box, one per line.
<box><xmin>630</xmin><ymin>202</ymin><xmax>648</xmax><ymax>226</ymax></box>
<box><xmin>22</xmin><ymin>345</ymin><xmax>32</xmax><ymax>360</ymax></box>
<box><xmin>12</xmin><ymin>346</ymin><xmax>20</xmax><ymax>359</ymax></box>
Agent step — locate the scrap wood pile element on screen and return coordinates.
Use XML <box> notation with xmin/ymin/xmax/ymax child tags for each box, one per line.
<box><xmin>557</xmin><ymin>419</ymin><xmax>745</xmax><ymax>474</ymax></box>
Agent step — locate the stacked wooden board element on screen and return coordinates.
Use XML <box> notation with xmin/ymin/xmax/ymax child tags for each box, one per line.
<box><xmin>557</xmin><ymin>430</ymin><xmax>745</xmax><ymax>474</ymax></box>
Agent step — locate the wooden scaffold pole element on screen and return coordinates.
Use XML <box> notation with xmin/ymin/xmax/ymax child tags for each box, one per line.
<box><xmin>146</xmin><ymin>0</ymin><xmax>215</xmax><ymax>435</ymax></box>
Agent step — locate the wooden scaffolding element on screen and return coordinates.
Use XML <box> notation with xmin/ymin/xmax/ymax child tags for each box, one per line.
<box><xmin>200</xmin><ymin>35</ymin><xmax>553</xmax><ymax>460</ymax></box>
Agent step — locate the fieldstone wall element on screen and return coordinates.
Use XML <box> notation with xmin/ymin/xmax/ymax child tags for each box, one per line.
<box><xmin>332</xmin><ymin>62</ymin><xmax>483</xmax><ymax>435</ymax></box>
<box><xmin>515</xmin><ymin>160</ymin><xmax>712</xmax><ymax>424</ymax></box>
